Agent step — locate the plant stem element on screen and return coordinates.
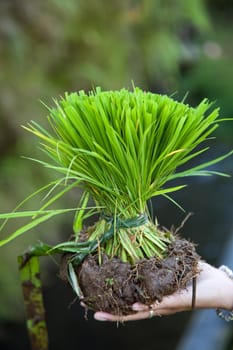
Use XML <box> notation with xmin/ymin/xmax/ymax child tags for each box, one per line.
<box><xmin>86</xmin><ymin>216</ymin><xmax>171</xmax><ymax>263</ymax></box>
<box><xmin>18</xmin><ymin>255</ymin><xmax>49</xmax><ymax>350</ymax></box>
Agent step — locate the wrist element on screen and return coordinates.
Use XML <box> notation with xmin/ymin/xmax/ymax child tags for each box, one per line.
<box><xmin>219</xmin><ymin>266</ymin><xmax>233</xmax><ymax>310</ymax></box>
<box><xmin>216</xmin><ymin>265</ymin><xmax>233</xmax><ymax>322</ymax></box>
<box><xmin>221</xmin><ymin>278</ymin><xmax>233</xmax><ymax>310</ymax></box>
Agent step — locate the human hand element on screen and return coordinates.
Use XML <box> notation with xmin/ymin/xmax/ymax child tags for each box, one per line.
<box><xmin>94</xmin><ymin>261</ymin><xmax>233</xmax><ymax>322</ymax></box>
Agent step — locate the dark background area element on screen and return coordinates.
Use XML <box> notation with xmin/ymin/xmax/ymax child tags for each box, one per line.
<box><xmin>0</xmin><ymin>1</ymin><xmax>232</xmax><ymax>349</ymax></box>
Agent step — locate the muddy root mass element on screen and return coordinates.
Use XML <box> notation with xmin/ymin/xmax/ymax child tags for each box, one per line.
<box><xmin>62</xmin><ymin>238</ymin><xmax>200</xmax><ymax>315</ymax></box>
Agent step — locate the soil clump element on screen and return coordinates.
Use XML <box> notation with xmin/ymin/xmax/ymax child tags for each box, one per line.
<box><xmin>60</xmin><ymin>237</ymin><xmax>200</xmax><ymax>315</ymax></box>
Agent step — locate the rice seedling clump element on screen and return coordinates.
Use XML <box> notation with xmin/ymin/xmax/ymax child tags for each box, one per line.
<box><xmin>3</xmin><ymin>87</ymin><xmax>232</xmax><ymax>314</ymax></box>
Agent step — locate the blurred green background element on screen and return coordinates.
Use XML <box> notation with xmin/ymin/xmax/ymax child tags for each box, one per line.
<box><xmin>0</xmin><ymin>0</ymin><xmax>232</xmax><ymax>348</ymax></box>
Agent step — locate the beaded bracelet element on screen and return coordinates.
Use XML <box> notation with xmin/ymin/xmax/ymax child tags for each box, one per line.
<box><xmin>216</xmin><ymin>265</ymin><xmax>233</xmax><ymax>322</ymax></box>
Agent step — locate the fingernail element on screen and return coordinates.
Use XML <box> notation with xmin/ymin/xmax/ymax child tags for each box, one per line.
<box><xmin>94</xmin><ymin>313</ymin><xmax>108</xmax><ymax>321</ymax></box>
<box><xmin>132</xmin><ymin>303</ymin><xmax>146</xmax><ymax>311</ymax></box>
<box><xmin>95</xmin><ymin>316</ymin><xmax>108</xmax><ymax>321</ymax></box>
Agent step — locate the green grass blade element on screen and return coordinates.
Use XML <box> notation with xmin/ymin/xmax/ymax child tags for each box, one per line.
<box><xmin>0</xmin><ymin>212</ymin><xmax>58</xmax><ymax>246</ymax></box>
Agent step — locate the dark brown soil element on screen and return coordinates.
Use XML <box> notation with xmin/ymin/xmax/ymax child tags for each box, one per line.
<box><xmin>60</xmin><ymin>237</ymin><xmax>200</xmax><ymax>315</ymax></box>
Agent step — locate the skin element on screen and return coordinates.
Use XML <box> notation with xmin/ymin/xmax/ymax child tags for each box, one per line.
<box><xmin>93</xmin><ymin>262</ymin><xmax>233</xmax><ymax>322</ymax></box>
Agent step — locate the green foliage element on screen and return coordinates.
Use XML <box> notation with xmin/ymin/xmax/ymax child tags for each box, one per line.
<box><xmin>1</xmin><ymin>87</ymin><xmax>231</xmax><ymax>263</ymax></box>
<box><xmin>26</xmin><ymin>87</ymin><xmax>230</xmax><ymax>216</ymax></box>
<box><xmin>0</xmin><ymin>0</ymin><xmax>210</xmax><ymax>104</ymax></box>
<box><xmin>179</xmin><ymin>28</ymin><xmax>233</xmax><ymax>143</ymax></box>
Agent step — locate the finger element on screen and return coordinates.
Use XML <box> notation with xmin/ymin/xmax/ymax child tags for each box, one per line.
<box><xmin>94</xmin><ymin>310</ymin><xmax>156</xmax><ymax>322</ymax></box>
<box><xmin>153</xmin><ymin>291</ymin><xmax>192</xmax><ymax>310</ymax></box>
<box><xmin>131</xmin><ymin>298</ymin><xmax>187</xmax><ymax>313</ymax></box>
<box><xmin>132</xmin><ymin>302</ymin><xmax>150</xmax><ymax>311</ymax></box>
<box><xmin>132</xmin><ymin>302</ymin><xmax>187</xmax><ymax>316</ymax></box>
<box><xmin>132</xmin><ymin>292</ymin><xmax>190</xmax><ymax>312</ymax></box>
<box><xmin>151</xmin><ymin>307</ymin><xmax>187</xmax><ymax>315</ymax></box>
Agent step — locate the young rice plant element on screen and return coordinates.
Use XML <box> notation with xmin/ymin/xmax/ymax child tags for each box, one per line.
<box><xmin>0</xmin><ymin>87</ymin><xmax>232</xmax><ymax>264</ymax></box>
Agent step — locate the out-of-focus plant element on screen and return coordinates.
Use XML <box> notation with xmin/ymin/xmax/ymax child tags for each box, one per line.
<box><xmin>178</xmin><ymin>14</ymin><xmax>233</xmax><ymax>144</ymax></box>
<box><xmin>0</xmin><ymin>0</ymin><xmax>210</xmax><ymax>96</ymax></box>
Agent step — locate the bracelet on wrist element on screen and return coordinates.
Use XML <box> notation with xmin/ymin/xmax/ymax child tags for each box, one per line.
<box><xmin>216</xmin><ymin>265</ymin><xmax>233</xmax><ymax>322</ymax></box>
